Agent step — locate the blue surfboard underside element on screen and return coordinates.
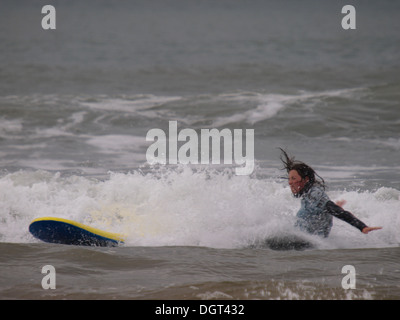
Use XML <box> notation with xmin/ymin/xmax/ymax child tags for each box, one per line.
<box><xmin>29</xmin><ymin>220</ymin><xmax>121</xmax><ymax>247</ymax></box>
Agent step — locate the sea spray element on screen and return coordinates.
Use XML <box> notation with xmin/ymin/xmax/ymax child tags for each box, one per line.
<box><xmin>0</xmin><ymin>167</ymin><xmax>398</xmax><ymax>249</ymax></box>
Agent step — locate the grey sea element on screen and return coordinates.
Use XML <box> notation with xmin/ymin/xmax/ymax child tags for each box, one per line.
<box><xmin>1</xmin><ymin>0</ymin><xmax>400</xmax><ymax>304</ymax></box>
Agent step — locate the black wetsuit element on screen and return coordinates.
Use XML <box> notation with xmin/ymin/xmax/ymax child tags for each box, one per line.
<box><xmin>295</xmin><ymin>184</ymin><xmax>367</xmax><ymax>237</ymax></box>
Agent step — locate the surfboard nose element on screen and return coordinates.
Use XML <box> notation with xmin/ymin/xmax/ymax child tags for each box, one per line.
<box><xmin>29</xmin><ymin>217</ymin><xmax>125</xmax><ymax>247</ymax></box>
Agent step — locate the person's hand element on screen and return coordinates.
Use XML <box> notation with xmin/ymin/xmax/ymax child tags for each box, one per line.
<box><xmin>362</xmin><ymin>226</ymin><xmax>382</xmax><ymax>234</ymax></box>
<box><xmin>335</xmin><ymin>199</ymin><xmax>347</xmax><ymax>208</ymax></box>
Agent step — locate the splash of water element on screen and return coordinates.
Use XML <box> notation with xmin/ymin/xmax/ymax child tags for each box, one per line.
<box><xmin>0</xmin><ymin>167</ymin><xmax>398</xmax><ymax>249</ymax></box>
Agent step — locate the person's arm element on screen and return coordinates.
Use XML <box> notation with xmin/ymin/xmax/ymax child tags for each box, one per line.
<box><xmin>325</xmin><ymin>200</ymin><xmax>380</xmax><ymax>233</ymax></box>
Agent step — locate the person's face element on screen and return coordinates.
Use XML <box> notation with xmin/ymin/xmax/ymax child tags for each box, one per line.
<box><xmin>288</xmin><ymin>170</ymin><xmax>309</xmax><ymax>195</ymax></box>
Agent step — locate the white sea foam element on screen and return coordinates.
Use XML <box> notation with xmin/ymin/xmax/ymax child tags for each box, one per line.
<box><xmin>79</xmin><ymin>94</ymin><xmax>182</xmax><ymax>114</ymax></box>
<box><xmin>86</xmin><ymin>135</ymin><xmax>148</xmax><ymax>154</ymax></box>
<box><xmin>0</xmin><ymin>167</ymin><xmax>398</xmax><ymax>249</ymax></box>
<box><xmin>0</xmin><ymin>118</ymin><xmax>23</xmax><ymax>138</ymax></box>
<box><xmin>211</xmin><ymin>88</ymin><xmax>365</xmax><ymax>127</ymax></box>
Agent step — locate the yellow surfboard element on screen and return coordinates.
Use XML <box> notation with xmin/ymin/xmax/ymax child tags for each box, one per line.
<box><xmin>29</xmin><ymin>217</ymin><xmax>126</xmax><ymax>247</ymax></box>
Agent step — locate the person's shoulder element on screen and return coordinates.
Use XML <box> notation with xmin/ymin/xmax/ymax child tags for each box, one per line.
<box><xmin>310</xmin><ymin>183</ymin><xmax>325</xmax><ymax>192</ymax></box>
<box><xmin>306</xmin><ymin>184</ymin><xmax>329</xmax><ymax>201</ymax></box>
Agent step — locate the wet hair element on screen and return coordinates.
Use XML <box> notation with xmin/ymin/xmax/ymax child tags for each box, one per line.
<box><xmin>279</xmin><ymin>148</ymin><xmax>325</xmax><ymax>190</ymax></box>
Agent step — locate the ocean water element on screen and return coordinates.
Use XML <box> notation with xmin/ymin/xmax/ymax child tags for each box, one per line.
<box><xmin>1</xmin><ymin>0</ymin><xmax>400</xmax><ymax>301</ymax></box>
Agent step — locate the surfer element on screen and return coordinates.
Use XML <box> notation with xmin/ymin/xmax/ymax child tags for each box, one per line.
<box><xmin>280</xmin><ymin>148</ymin><xmax>382</xmax><ymax>238</ymax></box>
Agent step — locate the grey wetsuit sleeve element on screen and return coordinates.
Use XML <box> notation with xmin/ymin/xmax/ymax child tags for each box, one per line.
<box><xmin>325</xmin><ymin>201</ymin><xmax>367</xmax><ymax>232</ymax></box>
